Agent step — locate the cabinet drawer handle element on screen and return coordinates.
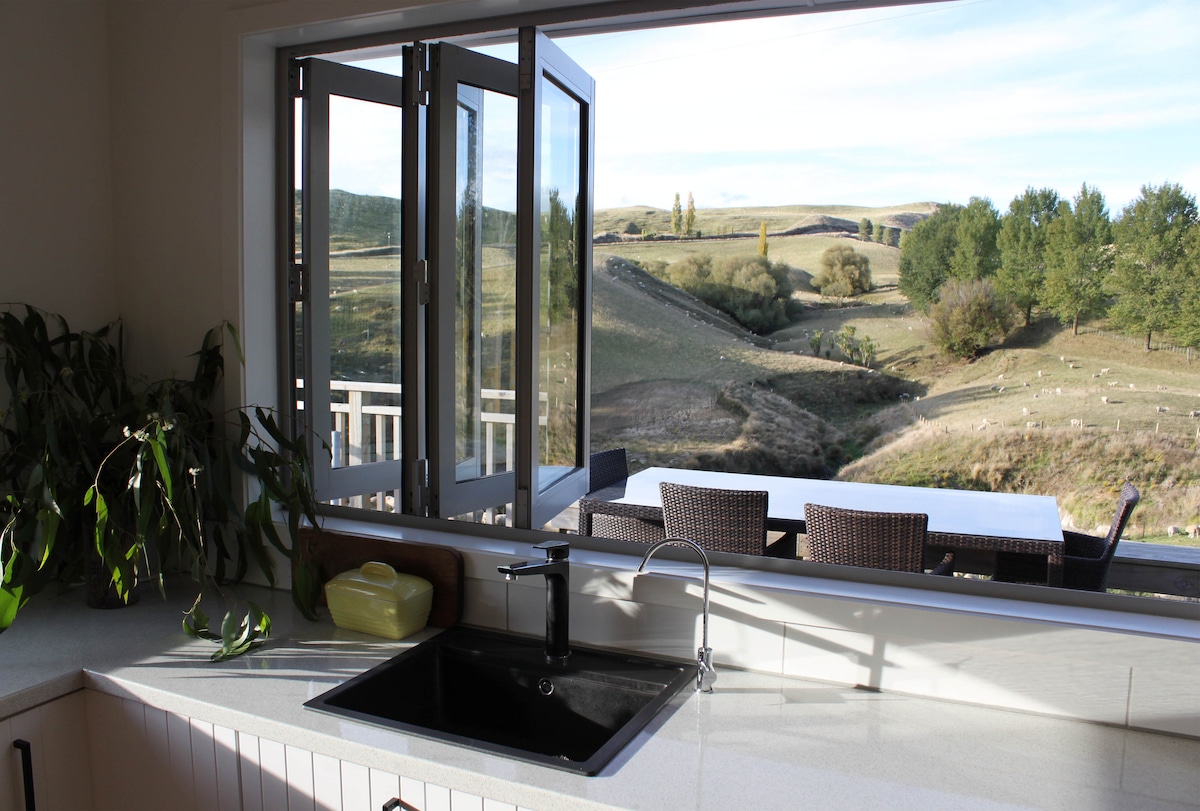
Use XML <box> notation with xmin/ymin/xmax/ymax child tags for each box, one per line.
<box><xmin>13</xmin><ymin>739</ymin><xmax>36</xmax><ymax>811</ymax></box>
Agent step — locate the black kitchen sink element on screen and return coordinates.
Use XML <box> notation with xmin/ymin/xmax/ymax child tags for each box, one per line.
<box><xmin>305</xmin><ymin>625</ymin><xmax>693</xmax><ymax>775</ymax></box>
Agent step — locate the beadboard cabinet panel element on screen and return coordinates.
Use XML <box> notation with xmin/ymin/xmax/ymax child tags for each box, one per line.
<box><xmin>213</xmin><ymin>723</ymin><xmax>242</xmax><ymax>811</ymax></box>
<box><xmin>259</xmin><ymin>736</ymin><xmax>290</xmax><ymax>810</ymax></box>
<box><xmin>166</xmin><ymin>711</ymin><xmax>197</xmax><ymax>811</ymax></box>
<box><xmin>76</xmin><ymin>689</ymin><xmax>525</xmax><ymax>811</ymax></box>
<box><xmin>368</xmin><ymin>769</ymin><xmax>401</xmax><ymax>811</ymax></box>
<box><xmin>286</xmin><ymin>744</ymin><xmax>316</xmax><ymax>811</ymax></box>
<box><xmin>238</xmin><ymin>732</ymin><xmax>265</xmax><ymax>811</ymax></box>
<box><xmin>1</xmin><ymin>716</ymin><xmax>17</xmax><ymax>811</ymax></box>
<box><xmin>313</xmin><ymin>751</ymin><xmax>343</xmax><ymax>810</ymax></box>
<box><xmin>4</xmin><ymin>691</ymin><xmax>94</xmax><ymax>811</ymax></box>
<box><xmin>339</xmin><ymin>760</ymin><xmax>372</xmax><ymax>811</ymax></box>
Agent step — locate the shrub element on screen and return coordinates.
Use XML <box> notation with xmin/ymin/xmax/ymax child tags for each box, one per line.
<box><xmin>813</xmin><ymin>245</ymin><xmax>873</xmax><ymax>297</ymax></box>
<box><xmin>665</xmin><ymin>253</ymin><xmax>794</xmax><ymax>333</ymax></box>
<box><xmin>928</xmin><ymin>278</ymin><xmax>1015</xmax><ymax>358</ymax></box>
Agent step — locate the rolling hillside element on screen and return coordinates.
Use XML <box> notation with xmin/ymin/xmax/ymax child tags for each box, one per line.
<box><xmin>590</xmin><ymin>205</ymin><xmax>1200</xmax><ymax>543</ymax></box>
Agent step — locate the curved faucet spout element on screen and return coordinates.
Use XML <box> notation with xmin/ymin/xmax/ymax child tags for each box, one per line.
<box><xmin>637</xmin><ymin>537</ymin><xmax>716</xmax><ymax>692</ymax></box>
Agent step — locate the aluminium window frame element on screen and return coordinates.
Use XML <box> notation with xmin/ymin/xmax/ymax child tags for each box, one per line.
<box><xmin>269</xmin><ymin>0</ymin><xmax>1196</xmax><ymax>621</ymax></box>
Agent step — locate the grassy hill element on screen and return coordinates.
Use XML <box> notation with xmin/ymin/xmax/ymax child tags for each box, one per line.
<box><xmin>591</xmin><ymin>203</ymin><xmax>1200</xmax><ymax>544</ymax></box>
<box><xmin>594</xmin><ymin>202</ymin><xmax>937</xmax><ymax>238</ymax></box>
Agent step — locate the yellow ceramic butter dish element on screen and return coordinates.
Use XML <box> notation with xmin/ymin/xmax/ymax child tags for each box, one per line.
<box><xmin>325</xmin><ymin>561</ymin><xmax>434</xmax><ymax>640</ymax></box>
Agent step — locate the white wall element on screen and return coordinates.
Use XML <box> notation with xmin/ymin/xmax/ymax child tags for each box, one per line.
<box><xmin>0</xmin><ymin>0</ymin><xmax>116</xmax><ymax>330</ymax></box>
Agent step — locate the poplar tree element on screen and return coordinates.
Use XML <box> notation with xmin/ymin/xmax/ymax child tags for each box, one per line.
<box><xmin>1108</xmin><ymin>182</ymin><xmax>1198</xmax><ymax>349</ymax></box>
<box><xmin>670</xmin><ymin>193</ymin><xmax>682</xmax><ymax>236</ymax></box>
<box><xmin>758</xmin><ymin>222</ymin><xmax>768</xmax><ymax>258</ymax></box>
<box><xmin>898</xmin><ymin>203</ymin><xmax>963</xmax><ymax>312</ymax></box>
<box><xmin>951</xmin><ymin>196</ymin><xmax>1001</xmax><ymax>280</ymax></box>
<box><xmin>996</xmin><ymin>187</ymin><xmax>1060</xmax><ymax>326</ymax></box>
<box><xmin>1042</xmin><ymin>184</ymin><xmax>1112</xmax><ymax>335</ymax></box>
<box><xmin>859</xmin><ymin>218</ymin><xmax>873</xmax><ymax>241</ymax></box>
<box><xmin>684</xmin><ymin>193</ymin><xmax>696</xmax><ymax>237</ymax></box>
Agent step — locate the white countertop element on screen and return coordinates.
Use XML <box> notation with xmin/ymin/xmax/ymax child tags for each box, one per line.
<box><xmin>2</xmin><ymin>580</ymin><xmax>1197</xmax><ymax>811</ymax></box>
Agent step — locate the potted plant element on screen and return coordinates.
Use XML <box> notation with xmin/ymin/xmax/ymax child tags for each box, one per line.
<box><xmin>0</xmin><ymin>304</ymin><xmax>322</xmax><ymax>659</ymax></box>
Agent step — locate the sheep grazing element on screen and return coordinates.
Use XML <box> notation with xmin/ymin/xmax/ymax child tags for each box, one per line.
<box><xmin>1188</xmin><ymin>525</ymin><xmax>1200</xmax><ymax>539</ymax></box>
<box><xmin>1070</xmin><ymin>418</ymin><xmax>1082</xmax><ymax>428</ymax></box>
<box><xmin>1100</xmin><ymin>396</ymin><xmax>1108</xmax><ymax>404</ymax></box>
<box><xmin>1190</xmin><ymin>410</ymin><xmax>1200</xmax><ymax>418</ymax></box>
<box><xmin>1100</xmin><ymin>368</ymin><xmax>1111</xmax><ymax>375</ymax></box>
<box><xmin>1022</xmin><ymin>407</ymin><xmax>1030</xmax><ymax>416</ymax></box>
<box><xmin>1155</xmin><ymin>406</ymin><xmax>1169</xmax><ymax>414</ymax></box>
<box><xmin>1167</xmin><ymin>526</ymin><xmax>1184</xmax><ymax>537</ymax></box>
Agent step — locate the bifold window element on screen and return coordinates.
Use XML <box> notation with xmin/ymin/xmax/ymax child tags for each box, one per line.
<box><xmin>290</xmin><ymin>29</ymin><xmax>594</xmax><ymax>530</ymax></box>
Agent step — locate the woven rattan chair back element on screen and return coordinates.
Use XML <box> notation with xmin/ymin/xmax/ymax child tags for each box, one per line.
<box><xmin>1101</xmin><ymin>482</ymin><xmax>1140</xmax><ymax>549</ymax></box>
<box><xmin>994</xmin><ymin>481</ymin><xmax>1139</xmax><ymax>590</ymax></box>
<box><xmin>577</xmin><ymin>498</ymin><xmax>665</xmax><ymax>543</ymax></box>
<box><xmin>1064</xmin><ymin>481</ymin><xmax>1139</xmax><ymax>591</ymax></box>
<box><xmin>659</xmin><ymin>482</ymin><xmax>768</xmax><ymax>555</ymax></box>
<box><xmin>588</xmin><ymin>448</ymin><xmax>629</xmax><ymax>493</ymax></box>
<box><xmin>804</xmin><ymin>503</ymin><xmax>931</xmax><ymax>573</ymax></box>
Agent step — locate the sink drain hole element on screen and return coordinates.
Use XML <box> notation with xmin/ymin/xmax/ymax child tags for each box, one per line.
<box><xmin>538</xmin><ymin>678</ymin><xmax>555</xmax><ymax>696</ymax></box>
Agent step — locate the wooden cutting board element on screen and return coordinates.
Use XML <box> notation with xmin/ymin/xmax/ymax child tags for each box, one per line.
<box><xmin>297</xmin><ymin>528</ymin><xmax>464</xmax><ymax>628</ymax></box>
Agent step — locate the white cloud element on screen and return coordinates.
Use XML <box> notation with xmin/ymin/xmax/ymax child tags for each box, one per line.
<box><xmin>574</xmin><ymin>0</ymin><xmax>1200</xmax><ymax>208</ymax></box>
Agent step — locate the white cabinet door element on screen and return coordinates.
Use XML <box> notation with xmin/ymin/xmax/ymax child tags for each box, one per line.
<box><xmin>3</xmin><ymin>691</ymin><xmax>94</xmax><ymax>811</ymax></box>
<box><xmin>85</xmin><ymin>690</ymin><xmax>241</xmax><ymax>811</ymax></box>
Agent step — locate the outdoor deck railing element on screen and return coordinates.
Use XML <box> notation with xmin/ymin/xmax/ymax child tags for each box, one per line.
<box><xmin>297</xmin><ymin>380</ymin><xmax>546</xmax><ymax>511</ymax></box>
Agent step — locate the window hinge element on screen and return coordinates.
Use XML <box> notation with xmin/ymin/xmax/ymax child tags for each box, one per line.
<box><xmin>417</xmin><ymin>62</ymin><xmax>430</xmax><ymax>106</ymax></box>
<box><xmin>289</xmin><ymin>262</ymin><xmax>306</xmax><ymax>302</ymax></box>
<box><xmin>406</xmin><ymin>44</ymin><xmax>429</xmax><ymax>107</ymax></box>
<box><xmin>415</xmin><ymin>259</ymin><xmax>430</xmax><ymax>305</ymax></box>
<box><xmin>519</xmin><ymin>54</ymin><xmax>533</xmax><ymax>92</ymax></box>
<box><xmin>289</xmin><ymin>61</ymin><xmax>303</xmax><ymax>98</ymax></box>
<box><xmin>411</xmin><ymin>457</ymin><xmax>430</xmax><ymax>515</ymax></box>
<box><xmin>515</xmin><ymin>486</ymin><xmax>531</xmax><ymax>528</ymax></box>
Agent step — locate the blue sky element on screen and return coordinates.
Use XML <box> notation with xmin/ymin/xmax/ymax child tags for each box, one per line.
<box><xmin>558</xmin><ymin>0</ymin><xmax>1200</xmax><ymax>212</ymax></box>
<box><xmin>342</xmin><ymin>0</ymin><xmax>1199</xmax><ymax>214</ymax></box>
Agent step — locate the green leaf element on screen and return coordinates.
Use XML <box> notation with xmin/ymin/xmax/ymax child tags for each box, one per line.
<box><xmin>149</xmin><ymin>426</ymin><xmax>173</xmax><ymax>501</ymax></box>
<box><xmin>183</xmin><ymin>597</ymin><xmax>218</xmax><ymax>640</ymax></box>
<box><xmin>0</xmin><ymin>552</ymin><xmax>27</xmax><ymax>631</ymax></box>
<box><xmin>291</xmin><ymin>558</ymin><xmax>321</xmax><ymax>622</ymax></box>
<box><xmin>211</xmin><ymin>602</ymin><xmax>271</xmax><ymax>662</ymax></box>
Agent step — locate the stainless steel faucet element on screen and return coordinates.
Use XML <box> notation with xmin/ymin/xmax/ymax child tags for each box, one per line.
<box><xmin>498</xmin><ymin>539</ymin><xmax>571</xmax><ymax>665</ymax></box>
<box><xmin>637</xmin><ymin>537</ymin><xmax>716</xmax><ymax>693</ymax></box>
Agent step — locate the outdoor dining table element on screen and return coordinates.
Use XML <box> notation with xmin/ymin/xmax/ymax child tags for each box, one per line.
<box><xmin>588</xmin><ymin>467</ymin><xmax>1066</xmax><ymax>585</ymax></box>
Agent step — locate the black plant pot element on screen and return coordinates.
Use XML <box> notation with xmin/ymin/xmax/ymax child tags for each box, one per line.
<box><xmin>84</xmin><ymin>550</ymin><xmax>140</xmax><ymax>609</ymax></box>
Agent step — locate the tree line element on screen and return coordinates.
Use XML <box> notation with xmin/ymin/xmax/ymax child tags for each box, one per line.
<box><xmin>898</xmin><ymin>182</ymin><xmax>1199</xmax><ymax>357</ymax></box>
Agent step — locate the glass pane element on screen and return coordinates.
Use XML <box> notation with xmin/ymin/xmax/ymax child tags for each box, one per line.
<box><xmin>538</xmin><ymin>77</ymin><xmax>581</xmax><ymax>491</ymax></box>
<box><xmin>455</xmin><ymin>87</ymin><xmax>518</xmax><ymax>483</ymax></box>
<box><xmin>293</xmin><ymin>95</ymin><xmax>306</xmax><ymax>436</ymax></box>
<box><xmin>327</xmin><ymin>94</ymin><xmax>403</xmax><ymax>487</ymax></box>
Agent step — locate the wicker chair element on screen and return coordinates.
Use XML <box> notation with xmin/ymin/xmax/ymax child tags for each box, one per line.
<box><xmin>588</xmin><ymin>448</ymin><xmax>629</xmax><ymax>493</ymax></box>
<box><xmin>659</xmin><ymin>482</ymin><xmax>770</xmax><ymax>555</ymax></box>
<box><xmin>577</xmin><ymin>498</ymin><xmax>665</xmax><ymax>543</ymax></box>
<box><xmin>804</xmin><ymin>503</ymin><xmax>954</xmax><ymax>575</ymax></box>
<box><xmin>994</xmin><ymin>482</ymin><xmax>1140</xmax><ymax>591</ymax></box>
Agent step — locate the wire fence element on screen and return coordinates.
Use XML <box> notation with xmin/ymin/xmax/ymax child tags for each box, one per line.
<box><xmin>1075</xmin><ymin>325</ymin><xmax>1196</xmax><ymax>359</ymax></box>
